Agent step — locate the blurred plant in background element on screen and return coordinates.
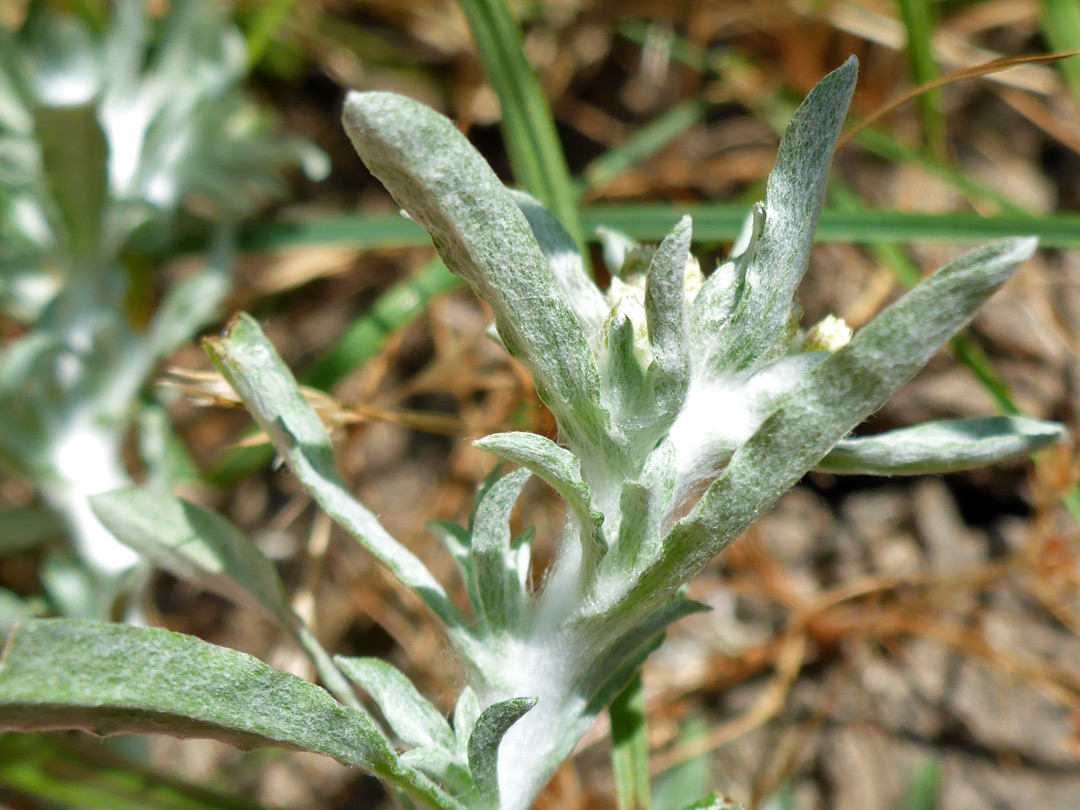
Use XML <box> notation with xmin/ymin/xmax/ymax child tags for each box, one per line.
<box><xmin>0</xmin><ymin>0</ymin><xmax>325</xmax><ymax>611</ymax></box>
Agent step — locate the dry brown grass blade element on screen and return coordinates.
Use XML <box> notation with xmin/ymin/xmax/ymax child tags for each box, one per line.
<box><xmin>648</xmin><ymin>630</ymin><xmax>807</xmax><ymax>774</ymax></box>
<box><xmin>162</xmin><ymin>367</ymin><xmax>465</xmax><ymax>439</ymax></box>
<box><xmin>999</xmin><ymin>87</ymin><xmax>1080</xmax><ymax>157</ymax></box>
<box><xmin>838</xmin><ymin>49</ymin><xmax>1080</xmax><ymax>148</ymax></box>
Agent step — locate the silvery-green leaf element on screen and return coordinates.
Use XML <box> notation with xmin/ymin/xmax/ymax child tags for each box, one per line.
<box><xmin>603</xmin><ymin>310</ymin><xmax>652</xmax><ymax>429</ymax></box>
<box><xmin>509</xmin><ymin>189</ymin><xmax>606</xmax><ymax>335</ymax></box>
<box><xmin>452</xmin><ymin>687</ymin><xmax>482</xmax><ymax>763</ymax></box>
<box><xmin>469</xmin><ymin>464</ymin><xmax>504</xmax><ymax>530</ymax></box>
<box><xmin>399</xmin><ymin>745</ymin><xmax>476</xmax><ymax>798</ymax></box>
<box><xmin>670</xmin><ymin>352</ymin><xmax>828</xmax><ymax>501</ymax></box>
<box><xmin>34</xmin><ymin>103</ymin><xmax>107</xmax><ymax>264</ymax></box>
<box><xmin>582</xmin><ymin>597</ymin><xmax>708</xmax><ymax>713</ymax></box>
<box><xmin>470</xmin><ymin>468</ymin><xmax>531</xmax><ymax>629</ymax></box>
<box><xmin>427</xmin><ymin>521</ymin><xmax>482</xmax><ymax>616</ymax></box>
<box><xmin>601</xmin><ymin>439</ymin><xmax>676</xmax><ymax>583</ymax></box>
<box><xmin>91</xmin><ymin>488</ymin><xmax>295</xmax><ymax>626</ymax></box>
<box><xmin>645</xmin><ymin>216</ymin><xmax>692</xmax><ymax>424</ymax></box>
<box><xmin>474</xmin><ymin>432</ymin><xmax>606</xmax><ymax>573</ymax></box>
<box><xmin>467</xmin><ymin>697</ymin><xmax>538</xmax><ymax>806</ymax></box>
<box><xmin>205</xmin><ymin>314</ymin><xmax>465</xmax><ymax>634</ymax></box>
<box><xmin>596</xmin><ymin>227</ymin><xmax>639</xmax><ymax>275</ymax></box>
<box><xmin>336</xmin><ymin>656</ymin><xmax>454</xmax><ymax>750</ymax></box>
<box><xmin>817</xmin><ymin>416</ymin><xmax>1065</xmax><ymax>475</ymax></box>
<box><xmin>0</xmin><ymin>619</ymin><xmax>394</xmax><ymax>770</ymax></box>
<box><xmin>629</xmin><ymin>237</ymin><xmax>1037</xmax><ymax>616</ymax></box>
<box><xmin>342</xmin><ymin>92</ymin><xmax>619</xmax><ymax>468</ymax></box>
<box><xmin>90</xmin><ymin>486</ymin><xmax>363</xmax><ymax>711</ymax></box>
<box><xmin>0</xmin><ymin>589</ymin><xmax>35</xmax><ymax>638</ymax></box>
<box><xmin>691</xmin><ymin>203</ymin><xmax>763</xmax><ymax>373</ymax></box>
<box><xmin>716</xmin><ymin>58</ymin><xmax>858</xmax><ymax>372</ymax></box>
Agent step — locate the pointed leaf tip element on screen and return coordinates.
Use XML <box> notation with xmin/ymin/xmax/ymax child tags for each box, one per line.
<box><xmin>819</xmin><ymin>415</ymin><xmax>1064</xmax><ymax>475</ymax></box>
<box><xmin>343</xmin><ymin>89</ymin><xmax>617</xmax><ymax>466</ymax></box>
<box><xmin>468</xmin><ymin>696</ymin><xmax>538</xmax><ymax>803</ymax></box>
<box><xmin>716</xmin><ymin>55</ymin><xmax>859</xmax><ymax>371</ymax></box>
<box><xmin>645</xmin><ymin>215</ymin><xmax>693</xmax><ymax>425</ymax></box>
<box><xmin>626</xmin><ymin>235</ymin><xmax>1039</xmax><ymax>616</ymax></box>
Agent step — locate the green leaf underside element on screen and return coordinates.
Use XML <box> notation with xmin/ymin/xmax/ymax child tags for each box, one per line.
<box><xmin>471</xmin><ymin>468</ymin><xmax>531</xmax><ymax>629</ymax></box>
<box><xmin>645</xmin><ymin>215</ymin><xmax>692</xmax><ymax>423</ymax></box>
<box><xmin>336</xmin><ymin>656</ymin><xmax>454</xmax><ymax>750</ymax></box>
<box><xmin>610</xmin><ymin>672</ymin><xmax>650</xmax><ymax>810</ymax></box>
<box><xmin>428</xmin><ymin>520</ymin><xmax>485</xmax><ymax>617</ymax></box>
<box><xmin>474</xmin><ymin>432</ymin><xmax>606</xmax><ymax>571</ymax></box>
<box><xmin>510</xmin><ymin>190</ymin><xmax>606</xmax><ymax>333</ymax></box>
<box><xmin>452</xmin><ymin>687</ymin><xmax>482</xmax><ymax>763</ymax></box>
<box><xmin>342</xmin><ymin>91</ymin><xmax>620</xmax><ymax>467</ymax></box>
<box><xmin>0</xmin><ymin>620</ymin><xmax>391</xmax><ymax>770</ymax></box>
<box><xmin>205</xmin><ymin>314</ymin><xmax>464</xmax><ymax>632</ymax></box>
<box><xmin>818</xmin><ymin>416</ymin><xmax>1065</xmax><ymax>475</ymax></box>
<box><xmin>238</xmin><ymin>206</ymin><xmax>1080</xmax><ymax>252</ymax></box>
<box><xmin>467</xmin><ymin>697</ymin><xmax>537</xmax><ymax>803</ymax></box>
<box><xmin>91</xmin><ymin>489</ymin><xmax>296</xmax><ymax>627</ymax></box>
<box><xmin>626</xmin><ymin>237</ymin><xmax>1036</xmax><ymax>614</ymax></box>
<box><xmin>583</xmin><ymin>599</ymin><xmax>709</xmax><ymax>714</ymax></box>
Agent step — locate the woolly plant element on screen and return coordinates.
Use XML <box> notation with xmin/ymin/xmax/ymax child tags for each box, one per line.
<box><xmin>0</xmin><ymin>57</ymin><xmax>1064</xmax><ymax>810</ymax></box>
<box><xmin>0</xmin><ymin>0</ymin><xmax>324</xmax><ymax>596</ymax></box>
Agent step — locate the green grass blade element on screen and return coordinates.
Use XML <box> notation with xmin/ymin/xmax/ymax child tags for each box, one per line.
<box><xmin>580</xmin><ymin>204</ymin><xmax>1080</xmax><ymax>248</ymax></box>
<box><xmin>243</xmin><ymin>0</ymin><xmax>299</xmax><ymax>68</ymax></box>
<box><xmin>610</xmin><ymin>672</ymin><xmax>651</xmax><ymax>810</ymax></box>
<box><xmin>894</xmin><ymin>760</ymin><xmax>941</xmax><ymax>810</ymax></box>
<box><xmin>897</xmin><ymin>0</ymin><xmax>945</xmax><ymax>151</ymax></box>
<box><xmin>305</xmin><ymin>259</ymin><xmax>460</xmax><ymax>390</ymax></box>
<box><xmin>238</xmin><ymin>213</ymin><xmax>429</xmax><ymax>252</ymax></box>
<box><xmin>652</xmin><ymin>716</ymin><xmax>710</xmax><ymax>810</ymax></box>
<box><xmin>0</xmin><ymin>733</ymin><xmax>269</xmax><ymax>810</ymax></box>
<box><xmin>1040</xmin><ymin>0</ymin><xmax>1080</xmax><ymax>101</ymax></box>
<box><xmin>852</xmin><ymin>127</ymin><xmax>1028</xmax><ymax>216</ymax></box>
<box><xmin>240</xmin><ymin>206</ymin><xmax>1080</xmax><ymax>251</ymax></box>
<box><xmin>457</xmin><ymin>0</ymin><xmax>584</xmax><ymax>249</ymax></box>
<box><xmin>583</xmin><ymin>99</ymin><xmax>708</xmax><ymax>191</ymax></box>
